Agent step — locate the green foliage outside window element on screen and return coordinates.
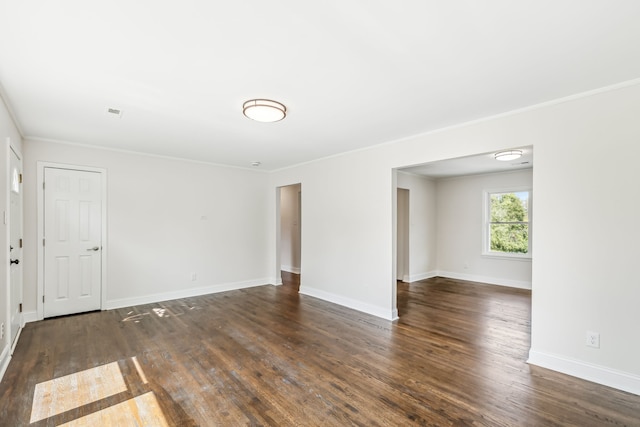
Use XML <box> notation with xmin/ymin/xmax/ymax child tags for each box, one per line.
<box><xmin>490</xmin><ymin>192</ymin><xmax>529</xmax><ymax>254</ymax></box>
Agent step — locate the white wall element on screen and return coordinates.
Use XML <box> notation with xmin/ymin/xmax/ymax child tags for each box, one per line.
<box><xmin>22</xmin><ymin>140</ymin><xmax>272</xmax><ymax>314</ymax></box>
<box><xmin>0</xmin><ymin>92</ymin><xmax>23</xmax><ymax>379</ymax></box>
<box><xmin>279</xmin><ymin>183</ymin><xmax>301</xmax><ymax>273</ymax></box>
<box><xmin>269</xmin><ymin>81</ymin><xmax>640</xmax><ymax>394</ymax></box>
<box><xmin>526</xmin><ymin>86</ymin><xmax>640</xmax><ymax>392</ymax></box>
<box><xmin>397</xmin><ymin>172</ymin><xmax>437</xmax><ymax>282</ymax></box>
<box><xmin>435</xmin><ymin>169</ymin><xmax>533</xmax><ymax>288</ymax></box>
<box><xmin>270</xmin><ymin>153</ymin><xmax>396</xmax><ymax>320</ymax></box>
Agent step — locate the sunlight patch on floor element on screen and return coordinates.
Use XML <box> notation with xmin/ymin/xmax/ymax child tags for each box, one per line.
<box><xmin>30</xmin><ymin>362</ymin><xmax>127</xmax><ymax>423</ymax></box>
<box><xmin>132</xmin><ymin>356</ymin><xmax>148</xmax><ymax>384</ymax></box>
<box><xmin>58</xmin><ymin>391</ymin><xmax>169</xmax><ymax>427</ymax></box>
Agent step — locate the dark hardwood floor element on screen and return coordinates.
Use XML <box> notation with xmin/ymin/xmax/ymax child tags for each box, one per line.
<box><xmin>1</xmin><ymin>274</ymin><xmax>639</xmax><ymax>426</ymax></box>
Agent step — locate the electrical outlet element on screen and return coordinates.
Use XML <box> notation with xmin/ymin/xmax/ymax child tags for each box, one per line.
<box><xmin>190</xmin><ymin>273</ymin><xmax>197</xmax><ymax>281</ymax></box>
<box><xmin>586</xmin><ymin>331</ymin><xmax>600</xmax><ymax>348</ymax></box>
<box><xmin>0</xmin><ymin>323</ymin><xmax>4</xmax><ymax>340</ymax></box>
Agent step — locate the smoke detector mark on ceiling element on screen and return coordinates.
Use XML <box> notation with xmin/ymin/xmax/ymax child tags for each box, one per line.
<box><xmin>105</xmin><ymin>107</ymin><xmax>123</xmax><ymax>118</ymax></box>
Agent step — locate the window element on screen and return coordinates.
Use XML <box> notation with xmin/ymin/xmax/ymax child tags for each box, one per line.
<box><xmin>484</xmin><ymin>189</ymin><xmax>531</xmax><ymax>258</ymax></box>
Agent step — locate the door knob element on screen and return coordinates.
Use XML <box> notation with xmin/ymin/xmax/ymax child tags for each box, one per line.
<box><xmin>10</xmin><ymin>259</ymin><xmax>19</xmax><ymax>265</ymax></box>
<box><xmin>87</xmin><ymin>246</ymin><xmax>100</xmax><ymax>251</ymax></box>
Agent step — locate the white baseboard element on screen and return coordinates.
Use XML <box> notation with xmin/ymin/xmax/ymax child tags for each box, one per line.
<box><xmin>10</xmin><ymin>328</ymin><xmax>22</xmax><ymax>354</ymax></box>
<box><xmin>406</xmin><ymin>271</ymin><xmax>438</xmax><ymax>283</ymax></box>
<box><xmin>0</xmin><ymin>344</ymin><xmax>10</xmax><ymax>384</ymax></box>
<box><xmin>265</xmin><ymin>276</ymin><xmax>282</xmax><ymax>286</ymax></box>
<box><xmin>281</xmin><ymin>265</ymin><xmax>300</xmax><ymax>274</ymax></box>
<box><xmin>528</xmin><ymin>349</ymin><xmax>640</xmax><ymax>396</ymax></box>
<box><xmin>23</xmin><ymin>311</ymin><xmax>39</xmax><ymax>324</ymax></box>
<box><xmin>299</xmin><ymin>285</ymin><xmax>398</xmax><ymax>321</ymax></box>
<box><xmin>436</xmin><ymin>270</ymin><xmax>531</xmax><ymax>290</ymax></box>
<box><xmin>105</xmin><ymin>278</ymin><xmax>270</xmax><ymax>310</ymax></box>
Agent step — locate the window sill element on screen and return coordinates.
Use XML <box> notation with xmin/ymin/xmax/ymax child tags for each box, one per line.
<box><xmin>482</xmin><ymin>252</ymin><xmax>532</xmax><ymax>261</ymax></box>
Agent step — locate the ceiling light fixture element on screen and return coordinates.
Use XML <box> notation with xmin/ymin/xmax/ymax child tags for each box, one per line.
<box><xmin>243</xmin><ymin>99</ymin><xmax>286</xmax><ymax>122</ymax></box>
<box><xmin>494</xmin><ymin>150</ymin><xmax>523</xmax><ymax>162</ymax></box>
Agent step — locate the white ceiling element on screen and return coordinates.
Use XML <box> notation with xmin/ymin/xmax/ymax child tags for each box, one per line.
<box><xmin>1</xmin><ymin>1</ymin><xmax>640</xmax><ymax>171</ymax></box>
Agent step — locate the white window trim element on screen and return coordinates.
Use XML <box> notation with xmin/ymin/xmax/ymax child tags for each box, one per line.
<box><xmin>482</xmin><ymin>186</ymin><xmax>532</xmax><ymax>260</ymax></box>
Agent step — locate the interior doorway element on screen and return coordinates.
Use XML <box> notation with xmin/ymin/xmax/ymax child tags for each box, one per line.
<box><xmin>396</xmin><ymin>188</ymin><xmax>410</xmax><ymax>282</ymax></box>
<box><xmin>393</xmin><ymin>146</ymin><xmax>533</xmax><ymax>319</ymax></box>
<box><xmin>278</xmin><ymin>183</ymin><xmax>301</xmax><ymax>290</ymax></box>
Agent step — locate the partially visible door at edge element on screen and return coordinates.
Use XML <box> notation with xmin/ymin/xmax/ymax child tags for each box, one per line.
<box><xmin>9</xmin><ymin>148</ymin><xmax>22</xmax><ymax>344</ymax></box>
<box><xmin>44</xmin><ymin>167</ymin><xmax>102</xmax><ymax>318</ymax></box>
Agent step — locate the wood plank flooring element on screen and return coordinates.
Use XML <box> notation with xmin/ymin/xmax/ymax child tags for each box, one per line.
<box><xmin>1</xmin><ymin>274</ymin><xmax>640</xmax><ymax>426</ymax></box>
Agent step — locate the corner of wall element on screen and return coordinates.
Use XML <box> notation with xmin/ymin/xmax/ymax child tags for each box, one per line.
<box><xmin>407</xmin><ymin>271</ymin><xmax>438</xmax><ymax>283</ymax></box>
<box><xmin>280</xmin><ymin>265</ymin><xmax>300</xmax><ymax>274</ymax></box>
<box><xmin>22</xmin><ymin>311</ymin><xmax>39</xmax><ymax>324</ymax></box>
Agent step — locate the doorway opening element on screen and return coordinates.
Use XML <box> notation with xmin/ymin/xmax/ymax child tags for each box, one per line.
<box><xmin>393</xmin><ymin>146</ymin><xmax>533</xmax><ymax>318</ymax></box>
<box><xmin>277</xmin><ymin>183</ymin><xmax>301</xmax><ymax>292</ymax></box>
<box><xmin>396</xmin><ymin>188</ymin><xmax>410</xmax><ymax>282</ymax></box>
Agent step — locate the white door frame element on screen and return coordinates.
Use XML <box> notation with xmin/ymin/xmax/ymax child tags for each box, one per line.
<box><xmin>36</xmin><ymin>162</ymin><xmax>107</xmax><ymax>320</ymax></box>
<box><xmin>274</xmin><ymin>186</ymin><xmax>282</xmax><ymax>286</ymax></box>
<box><xmin>396</xmin><ymin>187</ymin><xmax>410</xmax><ymax>282</ymax></box>
<box><xmin>9</xmin><ymin>145</ymin><xmax>23</xmax><ymax>349</ymax></box>
<box><xmin>274</xmin><ymin>183</ymin><xmax>303</xmax><ymax>285</ymax></box>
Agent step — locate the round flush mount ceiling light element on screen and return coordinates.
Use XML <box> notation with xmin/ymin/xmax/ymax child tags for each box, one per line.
<box><xmin>494</xmin><ymin>150</ymin><xmax>523</xmax><ymax>162</ymax></box>
<box><xmin>243</xmin><ymin>99</ymin><xmax>286</xmax><ymax>122</ymax></box>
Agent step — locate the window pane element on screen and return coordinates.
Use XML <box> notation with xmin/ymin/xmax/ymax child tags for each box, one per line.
<box><xmin>490</xmin><ymin>223</ymin><xmax>528</xmax><ymax>254</ymax></box>
<box><xmin>490</xmin><ymin>192</ymin><xmax>528</xmax><ymax>222</ymax></box>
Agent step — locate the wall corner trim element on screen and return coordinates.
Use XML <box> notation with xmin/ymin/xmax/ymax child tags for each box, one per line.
<box><xmin>528</xmin><ymin>349</ymin><xmax>640</xmax><ymax>396</ymax></box>
<box><xmin>23</xmin><ymin>311</ymin><xmax>39</xmax><ymax>324</ymax></box>
<box><xmin>299</xmin><ymin>285</ymin><xmax>396</xmax><ymax>321</ymax></box>
<box><xmin>281</xmin><ymin>265</ymin><xmax>301</xmax><ymax>274</ymax></box>
<box><xmin>267</xmin><ymin>276</ymin><xmax>283</xmax><ymax>286</ymax></box>
<box><xmin>407</xmin><ymin>271</ymin><xmax>438</xmax><ymax>283</ymax></box>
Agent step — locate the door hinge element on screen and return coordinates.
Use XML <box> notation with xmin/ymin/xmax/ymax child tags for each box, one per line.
<box><xmin>43</xmin><ymin>295</ymin><xmax>45</xmax><ymax>303</ymax></box>
<box><xmin>19</xmin><ymin>173</ymin><xmax>22</xmax><ymax>184</ymax></box>
<box><xmin>19</xmin><ymin>303</ymin><xmax>22</xmax><ymax>313</ymax></box>
<box><xmin>19</xmin><ymin>238</ymin><xmax>23</xmax><ymax>248</ymax></box>
<box><xmin>43</xmin><ymin>182</ymin><xmax>45</xmax><ymax>190</ymax></box>
<box><xmin>43</xmin><ymin>238</ymin><xmax>45</xmax><ymax>247</ymax></box>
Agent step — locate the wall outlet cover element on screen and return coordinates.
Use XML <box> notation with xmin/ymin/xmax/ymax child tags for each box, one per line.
<box><xmin>586</xmin><ymin>331</ymin><xmax>600</xmax><ymax>348</ymax></box>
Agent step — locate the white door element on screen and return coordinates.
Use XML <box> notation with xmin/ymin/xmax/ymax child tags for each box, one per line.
<box><xmin>9</xmin><ymin>148</ymin><xmax>23</xmax><ymax>345</ymax></box>
<box><xmin>44</xmin><ymin>167</ymin><xmax>102</xmax><ymax>318</ymax></box>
